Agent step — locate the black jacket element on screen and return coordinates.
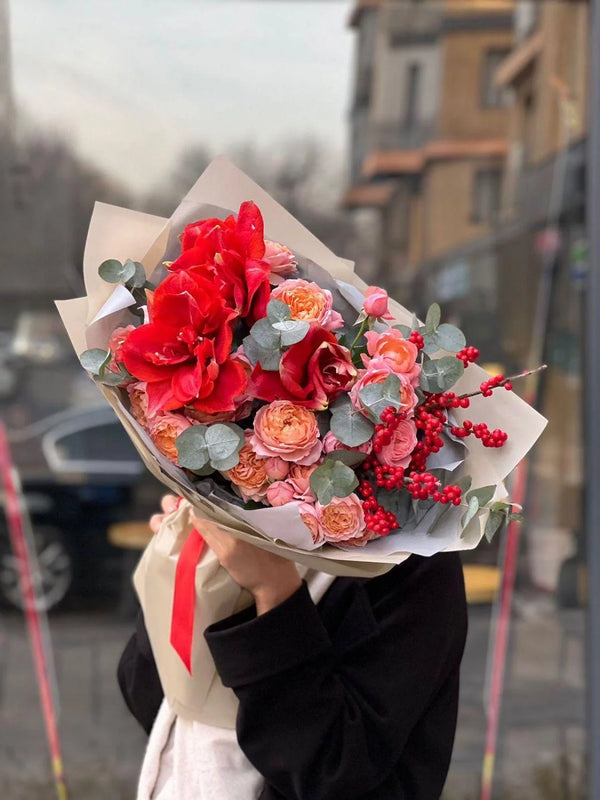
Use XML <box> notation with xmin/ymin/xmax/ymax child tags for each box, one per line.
<box><xmin>118</xmin><ymin>552</ymin><xmax>467</xmax><ymax>800</ymax></box>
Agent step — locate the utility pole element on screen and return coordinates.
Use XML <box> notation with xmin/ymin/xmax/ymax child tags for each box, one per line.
<box><xmin>586</xmin><ymin>0</ymin><xmax>600</xmax><ymax>796</ymax></box>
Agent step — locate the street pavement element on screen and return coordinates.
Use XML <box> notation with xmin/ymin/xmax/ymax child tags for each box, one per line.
<box><xmin>0</xmin><ymin>596</ymin><xmax>586</xmax><ymax>800</ymax></box>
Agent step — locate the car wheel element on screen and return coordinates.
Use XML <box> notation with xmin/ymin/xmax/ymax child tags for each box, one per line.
<box><xmin>0</xmin><ymin>525</ymin><xmax>74</xmax><ymax>612</ymax></box>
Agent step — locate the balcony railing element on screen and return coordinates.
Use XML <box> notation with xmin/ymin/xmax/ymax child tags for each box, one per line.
<box><xmin>385</xmin><ymin>2</ymin><xmax>442</xmax><ymax>44</ymax></box>
<box><xmin>368</xmin><ymin>120</ymin><xmax>437</xmax><ymax>152</ymax></box>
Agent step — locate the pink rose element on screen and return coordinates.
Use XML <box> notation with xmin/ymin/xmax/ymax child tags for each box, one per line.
<box><xmin>337</xmin><ymin>528</ymin><xmax>381</xmax><ymax>548</ymax></box>
<box><xmin>149</xmin><ymin>413</ymin><xmax>192</xmax><ymax>463</ymax></box>
<box><xmin>108</xmin><ymin>324</ymin><xmax>136</xmax><ymax>362</ymax></box>
<box><xmin>298</xmin><ymin>502</ymin><xmax>324</xmax><ymax>545</ymax></box>
<box><xmin>251</xmin><ymin>401</ymin><xmax>323</xmax><ymax>465</ymax></box>
<box><xmin>350</xmin><ymin>359</ymin><xmax>418</xmax><ymax>416</ymax></box>
<box><xmin>363</xmin><ymin>329</ymin><xmax>420</xmax><ymax>385</ymax></box>
<box><xmin>271</xmin><ymin>279</ymin><xmax>344</xmax><ymax>332</ymax></box>
<box><xmin>127</xmin><ymin>381</ymin><xmax>154</xmax><ymax>428</ymax></box>
<box><xmin>264</xmin><ymin>457</ymin><xmax>290</xmax><ymax>481</ymax></box>
<box><xmin>288</xmin><ymin>463</ymin><xmax>318</xmax><ymax>501</ymax></box>
<box><xmin>264</xmin><ymin>240</ymin><xmax>298</xmax><ymax>283</ymax></box>
<box><xmin>376</xmin><ymin>419</ymin><xmax>418</xmax><ymax>468</ymax></box>
<box><xmin>266</xmin><ymin>481</ymin><xmax>296</xmax><ymax>507</ymax></box>
<box><xmin>315</xmin><ymin>494</ymin><xmax>366</xmax><ymax>543</ymax></box>
<box><xmin>322</xmin><ymin>431</ymin><xmax>373</xmax><ymax>456</ymax></box>
<box><xmin>363</xmin><ymin>286</ymin><xmax>393</xmax><ymax>320</ymax></box>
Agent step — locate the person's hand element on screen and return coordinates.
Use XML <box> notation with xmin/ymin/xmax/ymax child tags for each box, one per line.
<box><xmin>191</xmin><ymin>512</ymin><xmax>302</xmax><ymax>615</ymax></box>
<box><xmin>149</xmin><ymin>493</ymin><xmax>180</xmax><ymax>534</ymax></box>
<box><xmin>149</xmin><ymin>494</ymin><xmax>302</xmax><ymax>614</ymax></box>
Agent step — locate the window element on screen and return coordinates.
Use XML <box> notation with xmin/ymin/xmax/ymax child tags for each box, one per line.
<box><xmin>472</xmin><ymin>169</ymin><xmax>502</xmax><ymax>224</ymax></box>
<box><xmin>481</xmin><ymin>49</ymin><xmax>510</xmax><ymax>108</ymax></box>
<box><xmin>404</xmin><ymin>63</ymin><xmax>421</xmax><ymax>126</ymax></box>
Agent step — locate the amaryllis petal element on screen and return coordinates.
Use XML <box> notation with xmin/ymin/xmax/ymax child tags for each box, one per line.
<box><xmin>121</xmin><ymin>322</ymin><xmax>187</xmax><ymax>382</ymax></box>
<box><xmin>146</xmin><ymin>379</ymin><xmax>178</xmax><ymax>417</ymax></box>
<box><xmin>191</xmin><ymin>358</ymin><xmax>249</xmax><ymax>414</ymax></box>
<box><xmin>237</xmin><ymin>201</ymin><xmax>266</xmax><ymax>260</ymax></box>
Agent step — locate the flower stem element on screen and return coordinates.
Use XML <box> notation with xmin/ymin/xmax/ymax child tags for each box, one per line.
<box><xmin>350</xmin><ymin>316</ymin><xmax>370</xmax><ymax>351</ymax></box>
<box><xmin>457</xmin><ymin>364</ymin><xmax>548</xmax><ymax>400</ymax></box>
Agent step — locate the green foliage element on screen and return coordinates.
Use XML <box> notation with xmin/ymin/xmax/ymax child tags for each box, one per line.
<box><xmin>309</xmin><ymin>459</ymin><xmax>359</xmax><ymax>506</ymax></box>
<box><xmin>176</xmin><ymin>423</ymin><xmax>245</xmax><ymax>472</ymax></box>
<box><xmin>419</xmin><ymin>355</ymin><xmax>464</xmax><ymax>393</ymax></box>
<box><xmin>80</xmin><ymin>348</ymin><xmax>111</xmax><ymax>375</ymax></box>
<box><xmin>323</xmin><ymin>449</ymin><xmax>367</xmax><ymax>467</ymax></box>
<box><xmin>329</xmin><ymin>395</ymin><xmax>375</xmax><ymax>447</ymax></box>
<box><xmin>358</xmin><ymin>373</ymin><xmax>402</xmax><ymax>422</ymax></box>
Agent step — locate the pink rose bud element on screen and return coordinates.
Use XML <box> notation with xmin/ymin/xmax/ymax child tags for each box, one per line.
<box><xmin>264</xmin><ymin>457</ymin><xmax>290</xmax><ymax>481</ymax></box>
<box><xmin>363</xmin><ymin>286</ymin><xmax>393</xmax><ymax>320</ymax></box>
<box><xmin>266</xmin><ymin>481</ymin><xmax>296</xmax><ymax>507</ymax></box>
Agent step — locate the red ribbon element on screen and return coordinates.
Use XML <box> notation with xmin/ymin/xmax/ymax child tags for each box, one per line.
<box><xmin>170</xmin><ymin>527</ymin><xmax>206</xmax><ymax>674</ymax></box>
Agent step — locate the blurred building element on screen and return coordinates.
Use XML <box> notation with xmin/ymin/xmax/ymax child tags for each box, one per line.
<box><xmin>344</xmin><ymin>0</ymin><xmax>588</xmax><ymax>590</ymax></box>
<box><xmin>344</xmin><ymin>0</ymin><xmax>514</xmax><ymax>314</ymax></box>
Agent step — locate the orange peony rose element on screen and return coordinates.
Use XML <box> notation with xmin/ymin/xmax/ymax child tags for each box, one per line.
<box><xmin>363</xmin><ymin>329</ymin><xmax>419</xmax><ymax>381</ymax></box>
<box><xmin>250</xmin><ymin>400</ymin><xmax>323</xmax><ymax>465</ymax></box>
<box><xmin>315</xmin><ymin>494</ymin><xmax>366</xmax><ymax>543</ymax></box>
<box><xmin>272</xmin><ymin>279</ymin><xmax>343</xmax><ymax>332</ymax></box>
<box><xmin>127</xmin><ymin>381</ymin><xmax>154</xmax><ymax>428</ymax></box>
<box><xmin>149</xmin><ymin>413</ymin><xmax>192</xmax><ymax>463</ymax></box>
<box><xmin>298</xmin><ymin>502</ymin><xmax>324</xmax><ymax>545</ymax></box>
<box><xmin>223</xmin><ymin>433</ymin><xmax>269</xmax><ymax>501</ymax></box>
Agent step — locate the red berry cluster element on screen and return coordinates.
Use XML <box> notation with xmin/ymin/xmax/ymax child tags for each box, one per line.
<box><xmin>358</xmin><ymin>481</ymin><xmax>399</xmax><ymax>535</ymax></box>
<box><xmin>408</xmin><ymin>406</ymin><xmax>446</xmax><ymax>472</ymax></box>
<box><xmin>480</xmin><ymin>374</ymin><xmax>513</xmax><ymax>396</ymax></box>
<box><xmin>456</xmin><ymin>346</ymin><xmax>480</xmax><ymax>367</ymax></box>
<box><xmin>428</xmin><ymin>391</ymin><xmax>471</xmax><ymax>410</ymax></box>
<box><xmin>432</xmin><ymin>485</ymin><xmax>463</xmax><ymax>506</ymax></box>
<box><xmin>408</xmin><ymin>330</ymin><xmax>425</xmax><ymax>350</ymax></box>
<box><xmin>450</xmin><ymin>420</ymin><xmax>508</xmax><ymax>448</ymax></box>
<box><xmin>372</xmin><ymin>407</ymin><xmax>406</xmax><ymax>454</ymax></box>
<box><xmin>406</xmin><ymin>471</ymin><xmax>439</xmax><ymax>500</ymax></box>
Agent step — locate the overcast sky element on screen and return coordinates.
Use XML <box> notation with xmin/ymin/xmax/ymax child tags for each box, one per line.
<box><xmin>8</xmin><ymin>0</ymin><xmax>354</xmax><ymax>194</ymax></box>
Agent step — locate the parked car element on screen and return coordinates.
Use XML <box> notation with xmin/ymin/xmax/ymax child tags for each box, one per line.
<box><xmin>1</xmin><ymin>405</ymin><xmax>164</xmax><ymax>611</ymax></box>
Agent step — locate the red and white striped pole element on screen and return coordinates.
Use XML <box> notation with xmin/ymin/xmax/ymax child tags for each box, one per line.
<box><xmin>0</xmin><ymin>422</ymin><xmax>68</xmax><ymax>800</ymax></box>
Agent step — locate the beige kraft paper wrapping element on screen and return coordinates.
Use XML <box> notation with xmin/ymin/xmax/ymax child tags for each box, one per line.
<box><xmin>133</xmin><ymin>500</ymin><xmax>251</xmax><ymax>728</ymax></box>
<box><xmin>55</xmin><ymin>157</ymin><xmax>547</xmax><ymax>723</ymax></box>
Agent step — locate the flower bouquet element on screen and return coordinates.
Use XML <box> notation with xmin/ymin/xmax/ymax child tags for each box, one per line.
<box><xmin>56</xmin><ymin>157</ymin><xmax>546</xmax><ymax>724</ymax></box>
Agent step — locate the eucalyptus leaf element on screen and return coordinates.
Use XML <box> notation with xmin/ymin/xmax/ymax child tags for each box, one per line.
<box><xmin>466</xmin><ymin>485</ymin><xmax>496</xmax><ymax>508</ymax></box>
<box><xmin>422</xmin><ymin>331</ymin><xmax>441</xmax><ymax>355</ymax></box>
<box><xmin>176</xmin><ymin>426</ymin><xmax>210</xmax><ymax>470</ymax></box>
<box><xmin>211</xmin><ymin>452</ymin><xmax>242</xmax><ymax>472</ymax></box>
<box><xmin>310</xmin><ymin>459</ymin><xmax>359</xmax><ymax>506</ymax></box>
<box><xmin>419</xmin><ymin>355</ymin><xmax>464</xmax><ymax>393</ymax></box>
<box><xmin>272</xmin><ymin>319</ymin><xmax>310</xmax><ymax>346</ymax></box>
<box><xmin>124</xmin><ymin>260</ymin><xmax>147</xmax><ymax>289</ymax></box>
<box><xmin>436</xmin><ymin>323</ymin><xmax>466</xmax><ymax>354</ymax></box>
<box><xmin>96</xmin><ymin>369</ymin><xmax>128</xmax><ymax>386</ymax></box>
<box><xmin>461</xmin><ymin>496</ymin><xmax>480</xmax><ymax>529</ymax></box>
<box><xmin>485</xmin><ymin>509</ymin><xmax>506</xmax><ymax>543</ymax></box>
<box><xmin>330</xmin><ymin>395</ymin><xmax>375</xmax><ymax>447</ymax></box>
<box><xmin>267</xmin><ymin>299</ymin><xmax>291</xmax><ymax>323</ymax></box>
<box><xmin>244</xmin><ymin>335</ymin><xmax>282</xmax><ymax>371</ymax></box>
<box><xmin>242</xmin><ymin>335</ymin><xmax>260</xmax><ymax>366</ymax></box>
<box><xmin>98</xmin><ymin>259</ymin><xmax>125</xmax><ymax>283</ymax></box>
<box><xmin>80</xmin><ymin>348</ymin><xmax>111</xmax><ymax>376</ymax></box>
<box><xmin>425</xmin><ymin>303</ymin><xmax>441</xmax><ymax>334</ymax></box>
<box><xmin>455</xmin><ymin>475</ymin><xmax>473</xmax><ymax>494</ymax></box>
<box><xmin>358</xmin><ymin>373</ymin><xmax>402</xmax><ymax>422</ymax></box>
<box><xmin>205</xmin><ymin>423</ymin><xmax>245</xmax><ymax>463</ymax></box>
<box><xmin>250</xmin><ymin>318</ymin><xmax>282</xmax><ymax>350</ymax></box>
<box><xmin>323</xmin><ymin>449</ymin><xmax>367</xmax><ymax>467</ymax></box>
<box><xmin>120</xmin><ymin>259</ymin><xmax>137</xmax><ymax>284</ymax></box>
<box><xmin>393</xmin><ymin>324</ymin><xmax>412</xmax><ymax>338</ymax></box>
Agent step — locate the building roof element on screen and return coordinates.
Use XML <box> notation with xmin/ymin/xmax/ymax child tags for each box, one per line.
<box><xmin>363</xmin><ymin>138</ymin><xmax>509</xmax><ymax>179</ymax></box>
<box><xmin>348</xmin><ymin>0</ymin><xmax>381</xmax><ymax>28</ymax></box>
<box><xmin>341</xmin><ymin>182</ymin><xmax>396</xmax><ymax>209</ymax></box>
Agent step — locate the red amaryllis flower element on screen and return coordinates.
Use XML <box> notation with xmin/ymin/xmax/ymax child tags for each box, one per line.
<box><xmin>249</xmin><ymin>325</ymin><xmax>357</xmax><ymax>410</ymax></box>
<box><xmin>121</xmin><ymin>270</ymin><xmax>247</xmax><ymax>416</ymax></box>
<box><xmin>169</xmin><ymin>201</ymin><xmax>271</xmax><ymax>325</ymax></box>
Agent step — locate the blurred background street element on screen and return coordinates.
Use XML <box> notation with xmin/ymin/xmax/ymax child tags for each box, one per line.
<box><xmin>0</xmin><ymin>0</ymin><xmax>592</xmax><ymax>797</ymax></box>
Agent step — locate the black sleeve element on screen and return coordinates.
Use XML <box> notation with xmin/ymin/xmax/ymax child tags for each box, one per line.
<box><xmin>117</xmin><ymin>610</ymin><xmax>164</xmax><ymax>735</ymax></box>
<box><xmin>204</xmin><ymin>555</ymin><xmax>467</xmax><ymax>800</ymax></box>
